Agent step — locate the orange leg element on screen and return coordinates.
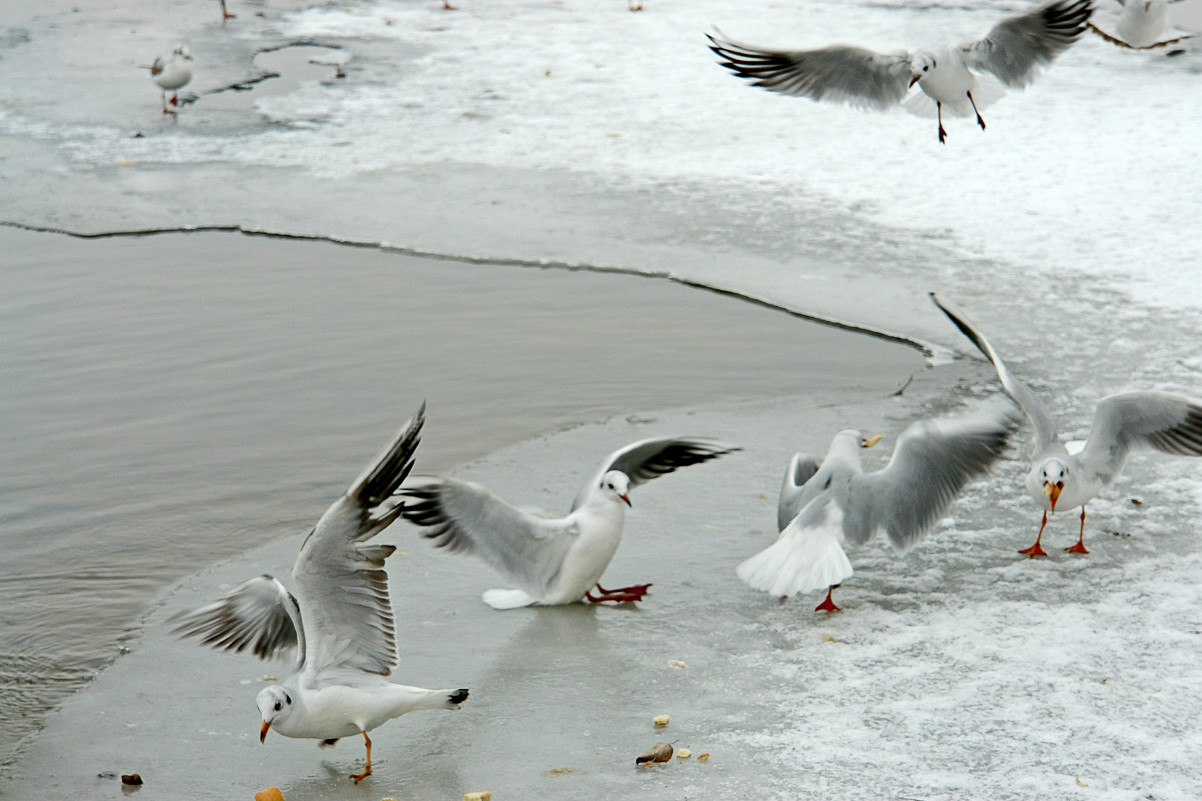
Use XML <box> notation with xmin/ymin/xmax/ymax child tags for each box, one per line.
<box><xmin>967</xmin><ymin>90</ymin><xmax>986</xmax><ymax>131</ymax></box>
<box><xmin>1065</xmin><ymin>507</ymin><xmax>1089</xmax><ymax>554</ymax></box>
<box><xmin>1019</xmin><ymin>511</ymin><xmax>1049</xmax><ymax>557</ymax></box>
<box><xmin>937</xmin><ymin>102</ymin><xmax>947</xmax><ymax>145</ymax></box>
<box><xmin>220</xmin><ymin>0</ymin><xmax>236</xmax><ymax>19</ymax></box>
<box><xmin>814</xmin><ymin>586</ymin><xmax>840</xmax><ymax>613</ymax></box>
<box><xmin>349</xmin><ymin>731</ymin><xmax>372</xmax><ymax>783</ymax></box>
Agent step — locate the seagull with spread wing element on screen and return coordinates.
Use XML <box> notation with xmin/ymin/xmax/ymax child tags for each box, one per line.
<box><xmin>398</xmin><ymin>437</ymin><xmax>739</xmax><ymax>609</ymax></box>
<box><xmin>739</xmin><ymin>403</ymin><xmax>1020</xmax><ymax>612</ymax></box>
<box><xmin>173</xmin><ymin>404</ymin><xmax>469</xmax><ymax>783</ymax></box>
<box><xmin>932</xmin><ymin>292</ymin><xmax>1202</xmax><ymax>557</ymax></box>
<box><xmin>707</xmin><ymin>0</ymin><xmax>1093</xmax><ymax>143</ymax></box>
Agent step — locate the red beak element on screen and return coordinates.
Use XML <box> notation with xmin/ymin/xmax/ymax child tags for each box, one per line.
<box><xmin>620</xmin><ymin>494</ymin><xmax>631</xmax><ymax>507</ymax></box>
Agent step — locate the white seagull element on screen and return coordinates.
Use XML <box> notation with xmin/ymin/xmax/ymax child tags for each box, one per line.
<box><xmin>173</xmin><ymin>404</ymin><xmax>470</xmax><ymax>783</ymax></box>
<box><xmin>707</xmin><ymin>0</ymin><xmax>1093</xmax><ymax>143</ymax></box>
<box><xmin>739</xmin><ymin>402</ymin><xmax>1020</xmax><ymax>611</ymax></box>
<box><xmin>145</xmin><ymin>45</ymin><xmax>193</xmax><ymax>114</ymax></box>
<box><xmin>1088</xmin><ymin>0</ymin><xmax>1199</xmax><ymax>49</ymax></box>
<box><xmin>398</xmin><ymin>437</ymin><xmax>740</xmax><ymax>609</ymax></box>
<box><xmin>932</xmin><ymin>292</ymin><xmax>1202</xmax><ymax>556</ymax></box>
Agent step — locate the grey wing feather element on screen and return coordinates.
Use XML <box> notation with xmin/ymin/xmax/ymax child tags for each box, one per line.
<box><xmin>400</xmin><ymin>476</ymin><xmax>580</xmax><ymax>599</ymax></box>
<box><xmin>171</xmin><ymin>574</ymin><xmax>304</xmax><ymax>666</ymax></box>
<box><xmin>844</xmin><ymin>403</ymin><xmax>1021</xmax><ymax>552</ymax></box>
<box><xmin>571</xmin><ymin>436</ymin><xmax>740</xmax><ymax>512</ymax></box>
<box><xmin>963</xmin><ymin>0</ymin><xmax>1093</xmax><ymax>87</ymax></box>
<box><xmin>707</xmin><ymin>31</ymin><xmax>913</xmax><ymax>112</ymax></box>
<box><xmin>931</xmin><ymin>292</ymin><xmax>1057</xmax><ymax>453</ymax></box>
<box><xmin>777</xmin><ymin>453</ymin><xmax>823</xmax><ymax>530</ymax></box>
<box><xmin>1077</xmin><ymin>391</ymin><xmax>1202</xmax><ymax>485</ymax></box>
<box><xmin>291</xmin><ymin>405</ymin><xmax>425</xmax><ymax>678</ymax></box>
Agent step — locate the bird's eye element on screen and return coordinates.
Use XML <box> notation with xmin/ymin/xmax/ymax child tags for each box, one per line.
<box><xmin>923</xmin><ymin>65</ymin><xmax>929</xmax><ymax>72</ymax></box>
<box><xmin>273</xmin><ymin>701</ymin><xmax>282</xmax><ymax>711</ymax></box>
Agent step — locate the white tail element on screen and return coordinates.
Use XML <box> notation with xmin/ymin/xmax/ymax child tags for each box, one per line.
<box><xmin>482</xmin><ymin>588</ymin><xmax>538</xmax><ymax>609</ymax></box>
<box><xmin>737</xmin><ymin>523</ymin><xmax>852</xmax><ymax>598</ymax></box>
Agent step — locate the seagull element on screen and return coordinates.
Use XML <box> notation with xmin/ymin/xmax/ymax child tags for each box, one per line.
<box><xmin>738</xmin><ymin>402</ymin><xmax>1020</xmax><ymax>611</ymax></box>
<box><xmin>145</xmin><ymin>45</ymin><xmax>193</xmax><ymax>114</ymax></box>
<box><xmin>173</xmin><ymin>404</ymin><xmax>470</xmax><ymax>783</ymax></box>
<box><xmin>1088</xmin><ymin>0</ymin><xmax>1198</xmax><ymax>49</ymax></box>
<box><xmin>398</xmin><ymin>437</ymin><xmax>740</xmax><ymax>609</ymax></box>
<box><xmin>932</xmin><ymin>292</ymin><xmax>1202</xmax><ymax>556</ymax></box>
<box><xmin>707</xmin><ymin>0</ymin><xmax>1093</xmax><ymax>143</ymax></box>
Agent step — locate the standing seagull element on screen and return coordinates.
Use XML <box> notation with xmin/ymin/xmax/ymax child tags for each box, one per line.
<box><xmin>707</xmin><ymin>0</ymin><xmax>1093</xmax><ymax>143</ymax></box>
<box><xmin>739</xmin><ymin>403</ymin><xmax>1019</xmax><ymax>611</ymax></box>
<box><xmin>173</xmin><ymin>404</ymin><xmax>470</xmax><ymax>783</ymax></box>
<box><xmin>398</xmin><ymin>437</ymin><xmax>739</xmax><ymax>609</ymax></box>
<box><xmin>932</xmin><ymin>292</ymin><xmax>1202</xmax><ymax>556</ymax></box>
<box><xmin>145</xmin><ymin>45</ymin><xmax>193</xmax><ymax>114</ymax></box>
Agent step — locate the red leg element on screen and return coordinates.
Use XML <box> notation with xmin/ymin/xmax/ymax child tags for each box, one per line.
<box><xmin>595</xmin><ymin>582</ymin><xmax>651</xmax><ymax>597</ymax></box>
<box><xmin>814</xmin><ymin>586</ymin><xmax>840</xmax><ymax>613</ymax></box>
<box><xmin>1065</xmin><ymin>507</ymin><xmax>1089</xmax><ymax>554</ymax></box>
<box><xmin>349</xmin><ymin>731</ymin><xmax>372</xmax><ymax>783</ymax></box>
<box><xmin>937</xmin><ymin>102</ymin><xmax>947</xmax><ymax>144</ymax></box>
<box><xmin>220</xmin><ymin>0</ymin><xmax>236</xmax><ymax>19</ymax></box>
<box><xmin>1018</xmin><ymin>511</ymin><xmax>1049</xmax><ymax>557</ymax></box>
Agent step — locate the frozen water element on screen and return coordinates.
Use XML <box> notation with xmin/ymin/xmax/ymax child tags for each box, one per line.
<box><xmin>2</xmin><ymin>0</ymin><xmax>1202</xmax><ymax>797</ymax></box>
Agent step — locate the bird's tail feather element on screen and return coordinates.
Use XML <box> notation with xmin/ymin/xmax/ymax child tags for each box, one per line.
<box><xmin>737</xmin><ymin>525</ymin><xmax>852</xmax><ymax>598</ymax></box>
<box><xmin>482</xmin><ymin>588</ymin><xmax>539</xmax><ymax>609</ymax></box>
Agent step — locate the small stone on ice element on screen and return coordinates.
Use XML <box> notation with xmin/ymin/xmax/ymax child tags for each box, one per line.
<box><xmin>254</xmin><ymin>787</ymin><xmax>284</xmax><ymax>801</ymax></box>
<box><xmin>653</xmin><ymin>714</ymin><xmax>670</xmax><ymax>725</ymax></box>
<box><xmin>677</xmin><ymin>748</ymin><xmax>692</xmax><ymax>758</ymax></box>
<box><xmin>464</xmin><ymin>792</ymin><xmax>493</xmax><ymax>801</ymax></box>
<box><xmin>667</xmin><ymin>660</ymin><xmax>687</xmax><ymax>669</ymax></box>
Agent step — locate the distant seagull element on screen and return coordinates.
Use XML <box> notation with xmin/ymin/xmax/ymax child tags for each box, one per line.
<box><xmin>145</xmin><ymin>45</ymin><xmax>193</xmax><ymax>114</ymax></box>
<box><xmin>932</xmin><ymin>293</ymin><xmax>1202</xmax><ymax>556</ymax></box>
<box><xmin>707</xmin><ymin>0</ymin><xmax>1093</xmax><ymax>143</ymax></box>
<box><xmin>174</xmin><ymin>404</ymin><xmax>470</xmax><ymax>783</ymax></box>
<box><xmin>738</xmin><ymin>403</ymin><xmax>1019</xmax><ymax>612</ymax></box>
<box><xmin>1088</xmin><ymin>0</ymin><xmax>1199</xmax><ymax>49</ymax></box>
<box><xmin>398</xmin><ymin>437</ymin><xmax>740</xmax><ymax>609</ymax></box>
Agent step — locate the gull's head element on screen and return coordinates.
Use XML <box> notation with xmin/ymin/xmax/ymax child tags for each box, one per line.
<box><xmin>600</xmin><ymin>470</ymin><xmax>632</xmax><ymax>507</ymax></box>
<box><xmin>256</xmin><ymin>685</ymin><xmax>292</xmax><ymax>742</ymax></box>
<box><xmin>173</xmin><ymin>44</ymin><xmax>192</xmax><ymax>61</ymax></box>
<box><xmin>908</xmin><ymin>52</ymin><xmax>936</xmax><ymax>86</ymax></box>
<box><xmin>829</xmin><ymin>430</ymin><xmax>881</xmax><ymax>458</ymax></box>
<box><xmin>1038</xmin><ymin>459</ymin><xmax>1067</xmax><ymax>510</ymax></box>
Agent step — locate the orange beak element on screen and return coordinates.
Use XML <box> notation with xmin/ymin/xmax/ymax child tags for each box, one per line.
<box><xmin>260</xmin><ymin>720</ymin><xmax>271</xmax><ymax>743</ymax></box>
<box><xmin>1043</xmin><ymin>482</ymin><xmax>1061</xmax><ymax>511</ymax></box>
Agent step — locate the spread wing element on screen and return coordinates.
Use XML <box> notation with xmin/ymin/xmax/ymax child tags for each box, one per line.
<box><xmin>571</xmin><ymin>436</ymin><xmax>740</xmax><ymax>511</ymax></box>
<box><xmin>291</xmin><ymin>404</ymin><xmax>425</xmax><ymax>678</ymax></box>
<box><xmin>400</xmin><ymin>475</ymin><xmax>581</xmax><ymax>599</ymax></box>
<box><xmin>1076</xmin><ymin>391</ymin><xmax>1202</xmax><ymax>486</ymax></box>
<box><xmin>844</xmin><ymin>402</ymin><xmax>1021</xmax><ymax>552</ymax></box>
<box><xmin>931</xmin><ymin>292</ymin><xmax>1058</xmax><ymax>454</ymax></box>
<box><xmin>172</xmin><ymin>574</ymin><xmax>303</xmax><ymax>666</ymax></box>
<box><xmin>707</xmin><ymin>31</ymin><xmax>913</xmax><ymax>112</ymax></box>
<box><xmin>962</xmin><ymin>0</ymin><xmax>1093</xmax><ymax>87</ymax></box>
<box><xmin>777</xmin><ymin>453</ymin><xmax>823</xmax><ymax>530</ymax></box>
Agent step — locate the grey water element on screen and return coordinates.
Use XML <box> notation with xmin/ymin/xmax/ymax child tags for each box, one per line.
<box><xmin>0</xmin><ymin>224</ymin><xmax>923</xmax><ymax>768</ymax></box>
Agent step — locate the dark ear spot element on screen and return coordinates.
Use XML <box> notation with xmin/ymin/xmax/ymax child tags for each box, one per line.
<box><xmin>284</xmin><ymin>692</ymin><xmax>292</xmax><ymax>705</ymax></box>
<box><xmin>823</xmin><ymin>477</ymin><xmax>832</xmax><ymax>490</ymax></box>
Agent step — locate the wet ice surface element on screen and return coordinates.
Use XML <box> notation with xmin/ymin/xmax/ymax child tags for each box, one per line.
<box><xmin>2</xmin><ymin>0</ymin><xmax>1202</xmax><ymax>797</ymax></box>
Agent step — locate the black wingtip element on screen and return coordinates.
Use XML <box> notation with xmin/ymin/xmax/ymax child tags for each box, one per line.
<box><xmin>449</xmin><ymin>688</ymin><xmax>470</xmax><ymax>705</ymax></box>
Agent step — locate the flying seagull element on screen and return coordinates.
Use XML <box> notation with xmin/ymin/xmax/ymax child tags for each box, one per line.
<box><xmin>707</xmin><ymin>0</ymin><xmax>1093</xmax><ymax>143</ymax></box>
<box><xmin>739</xmin><ymin>402</ymin><xmax>1019</xmax><ymax>611</ymax></box>
<box><xmin>932</xmin><ymin>292</ymin><xmax>1202</xmax><ymax>556</ymax></box>
<box><xmin>173</xmin><ymin>404</ymin><xmax>469</xmax><ymax>783</ymax></box>
<box><xmin>144</xmin><ymin>45</ymin><xmax>193</xmax><ymax>114</ymax></box>
<box><xmin>398</xmin><ymin>437</ymin><xmax>740</xmax><ymax>609</ymax></box>
<box><xmin>1088</xmin><ymin>0</ymin><xmax>1198</xmax><ymax>49</ymax></box>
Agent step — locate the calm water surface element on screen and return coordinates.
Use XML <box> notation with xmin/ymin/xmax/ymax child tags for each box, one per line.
<box><xmin>0</xmin><ymin>225</ymin><xmax>923</xmax><ymax>766</ymax></box>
